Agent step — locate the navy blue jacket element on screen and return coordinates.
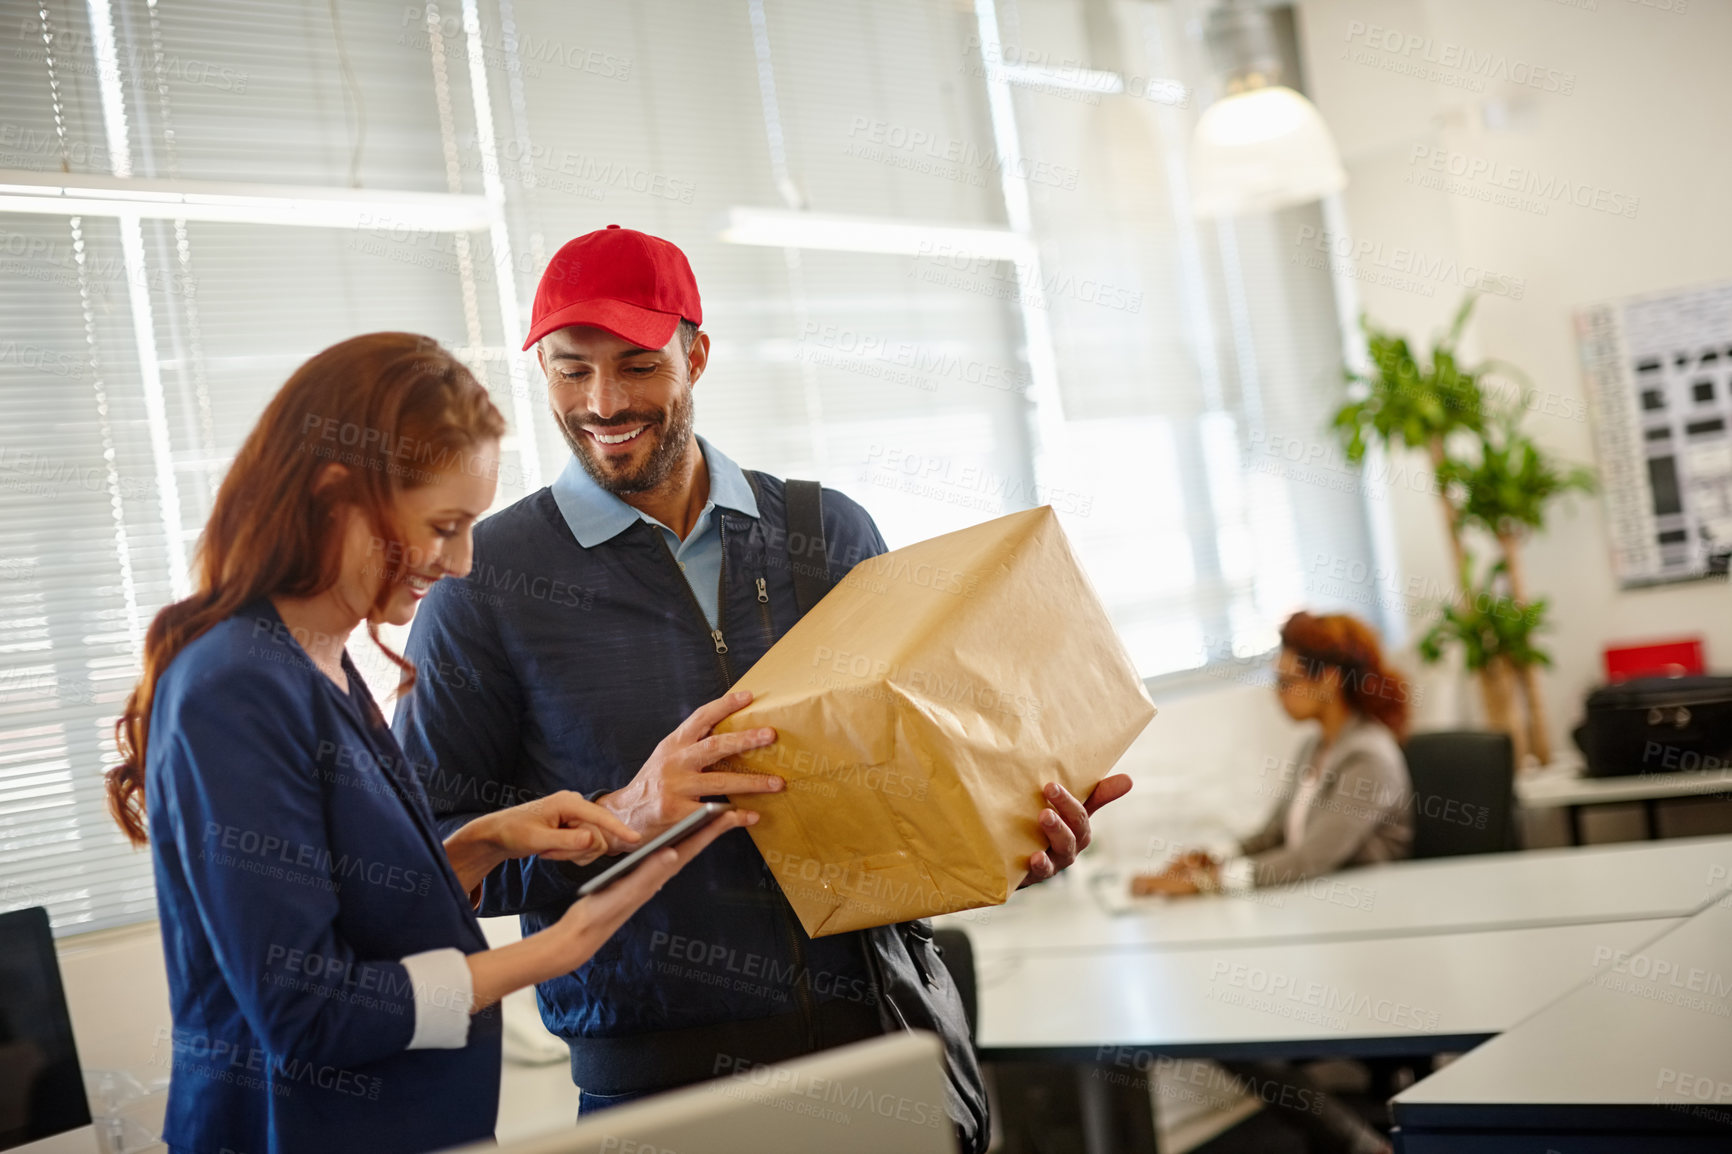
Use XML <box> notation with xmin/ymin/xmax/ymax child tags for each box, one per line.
<box><xmin>147</xmin><ymin>599</ymin><xmax>500</xmax><ymax>1154</ymax></box>
<box><xmin>394</xmin><ymin>473</ymin><xmax>885</xmax><ymax>1070</ymax></box>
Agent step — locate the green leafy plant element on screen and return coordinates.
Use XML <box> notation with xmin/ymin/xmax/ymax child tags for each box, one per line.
<box><xmin>1331</xmin><ymin>293</ymin><xmax>1593</xmax><ymax>766</ymax></box>
<box><xmin>1416</xmin><ymin>560</ymin><xmax>1552</xmax><ymax>673</ymax></box>
<box><xmin>1440</xmin><ymin>414</ymin><xmax>1596</xmax><ymax>542</ymax></box>
<box><xmin>1333</xmin><ymin>294</ymin><xmax>1485</xmax><ymax>466</ymax></box>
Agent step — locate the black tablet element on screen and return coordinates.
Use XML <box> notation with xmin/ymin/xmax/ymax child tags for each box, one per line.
<box><xmin>577</xmin><ymin>803</ymin><xmax>734</xmax><ymax>897</ymax></box>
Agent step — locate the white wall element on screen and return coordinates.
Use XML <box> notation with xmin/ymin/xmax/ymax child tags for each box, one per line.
<box><xmin>1090</xmin><ymin>678</ymin><xmax>1312</xmax><ymax>871</ymax></box>
<box><xmin>1278</xmin><ymin>0</ymin><xmax>1732</xmax><ymax>761</ymax></box>
<box><xmin>55</xmin><ymin>926</ymin><xmax>173</xmax><ymax>1077</ymax></box>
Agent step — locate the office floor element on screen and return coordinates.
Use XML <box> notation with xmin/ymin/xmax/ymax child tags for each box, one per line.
<box><xmin>497</xmin><ymin>1058</ymin><xmax>584</xmax><ymax>1143</ymax></box>
<box><xmin>1143</xmin><ymin>1060</ymin><xmax>1263</xmax><ymax>1154</ymax></box>
<box><xmin>1151</xmin><ymin>1058</ymin><xmax>1404</xmax><ymax>1154</ymax></box>
<box><xmin>979</xmin><ymin>1058</ymin><xmax>1385</xmax><ymax>1154</ymax></box>
<box><xmin>1179</xmin><ymin>1087</ymin><xmax>1393</xmax><ymax>1154</ymax></box>
<box><xmin>1161</xmin><ymin>1060</ymin><xmax>1395</xmax><ymax>1154</ymax></box>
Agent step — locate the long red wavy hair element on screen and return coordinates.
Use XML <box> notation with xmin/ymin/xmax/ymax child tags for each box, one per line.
<box><xmin>1279</xmin><ymin>611</ymin><xmax>1412</xmax><ymax>739</ymax></box>
<box><xmin>105</xmin><ymin>333</ymin><xmax>505</xmax><ymax>845</ymax></box>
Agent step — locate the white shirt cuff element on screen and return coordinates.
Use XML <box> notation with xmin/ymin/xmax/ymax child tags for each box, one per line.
<box><xmin>401</xmin><ymin>948</ymin><xmax>474</xmax><ymax>1050</ymax></box>
<box><xmin>1218</xmin><ymin>857</ymin><xmax>1256</xmax><ymax>894</ymax></box>
<box><xmin>1205</xmin><ymin>838</ymin><xmax>1242</xmax><ymax>863</ymax></box>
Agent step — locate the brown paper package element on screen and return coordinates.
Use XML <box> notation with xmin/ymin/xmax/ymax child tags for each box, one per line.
<box><xmin>717</xmin><ymin>505</ymin><xmax>1157</xmax><ymax>937</ymax></box>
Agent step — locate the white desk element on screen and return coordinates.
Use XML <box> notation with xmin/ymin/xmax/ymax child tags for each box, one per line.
<box><xmin>1517</xmin><ymin>763</ymin><xmax>1732</xmax><ymax>842</ymax></box>
<box><xmin>952</xmin><ymin>842</ymin><xmax>1729</xmax><ymax>1154</ymax></box>
<box><xmin>943</xmin><ymin>836</ymin><xmax>1732</xmax><ymax>957</ymax></box>
<box><xmin>973</xmin><ymin>917</ymin><xmax>1683</xmax><ymax>1061</ymax></box>
<box><xmin>1392</xmin><ymin>895</ymin><xmax>1732</xmax><ymax>1151</ymax></box>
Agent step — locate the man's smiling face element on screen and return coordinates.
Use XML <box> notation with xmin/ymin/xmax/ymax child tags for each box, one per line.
<box><xmin>538</xmin><ymin>322</ymin><xmax>707</xmax><ymax>494</ymax></box>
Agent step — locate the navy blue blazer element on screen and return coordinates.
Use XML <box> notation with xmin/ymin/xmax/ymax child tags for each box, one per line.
<box><xmin>146</xmin><ymin>598</ymin><xmax>500</xmax><ymax>1154</ymax></box>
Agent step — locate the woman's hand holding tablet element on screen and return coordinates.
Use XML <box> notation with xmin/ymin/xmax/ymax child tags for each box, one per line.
<box><xmin>459</xmin><ymin>690</ymin><xmax>774</xmax><ymax>1009</ymax></box>
<box><xmin>464</xmin><ymin>805</ymin><xmax>756</xmax><ymax>1010</ymax></box>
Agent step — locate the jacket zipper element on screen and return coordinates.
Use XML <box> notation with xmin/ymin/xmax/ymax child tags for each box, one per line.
<box><xmin>662</xmin><ymin>518</ymin><xmax>820</xmax><ymax>1050</ymax></box>
<box><xmin>740</xmin><ymin>531</ymin><xmax>821</xmax><ymax>1050</ymax></box>
<box><xmin>713</xmin><ymin>517</ymin><xmax>734</xmax><ymax>680</ymax></box>
<box><xmin>755</xmin><ymin>576</ymin><xmax>774</xmax><ymax>646</ymax></box>
<box><xmin>654</xmin><ymin>525</ymin><xmax>732</xmax><ymax>686</ymax></box>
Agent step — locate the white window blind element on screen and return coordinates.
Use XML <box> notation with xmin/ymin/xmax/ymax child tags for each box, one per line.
<box><xmin>494</xmin><ymin>0</ymin><xmax>1383</xmax><ymax>676</ymax></box>
<box><xmin>494</xmin><ymin>0</ymin><xmax>1038</xmax><ymax>543</ymax></box>
<box><xmin>1</xmin><ymin>210</ymin><xmax>170</xmax><ymax>934</ymax></box>
<box><xmin>0</xmin><ymin>0</ymin><xmax>509</xmax><ymax>936</ymax></box>
<box><xmin>988</xmin><ymin>0</ymin><xmax>1384</xmax><ymax>678</ymax></box>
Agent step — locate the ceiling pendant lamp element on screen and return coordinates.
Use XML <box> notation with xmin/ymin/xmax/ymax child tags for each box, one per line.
<box><xmin>1190</xmin><ymin>0</ymin><xmax>1346</xmax><ymax>218</ymax></box>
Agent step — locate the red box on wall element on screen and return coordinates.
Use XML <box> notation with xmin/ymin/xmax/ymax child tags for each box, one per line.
<box><xmin>1603</xmin><ymin>638</ymin><xmax>1706</xmax><ymax>683</ymax></box>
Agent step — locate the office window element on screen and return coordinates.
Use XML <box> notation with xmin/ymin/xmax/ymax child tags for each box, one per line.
<box><xmin>495</xmin><ymin>0</ymin><xmax>1378</xmax><ymax>676</ymax></box>
<box><xmin>952</xmin><ymin>0</ymin><xmax>1378</xmax><ymax>676</ymax></box>
<box><xmin>1</xmin><ymin>0</ymin><xmax>1376</xmax><ymax>935</ymax></box>
<box><xmin>0</xmin><ymin>0</ymin><xmax>512</xmax><ymax>935</ymax></box>
<box><xmin>494</xmin><ymin>0</ymin><xmax>1037</xmax><ymax>544</ymax></box>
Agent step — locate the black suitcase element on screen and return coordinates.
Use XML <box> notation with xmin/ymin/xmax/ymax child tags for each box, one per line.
<box><xmin>1572</xmin><ymin>675</ymin><xmax>1732</xmax><ymax>777</ymax></box>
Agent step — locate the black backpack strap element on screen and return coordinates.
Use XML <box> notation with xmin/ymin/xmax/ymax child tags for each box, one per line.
<box><xmin>783</xmin><ymin>478</ymin><xmax>833</xmax><ymax>615</ymax></box>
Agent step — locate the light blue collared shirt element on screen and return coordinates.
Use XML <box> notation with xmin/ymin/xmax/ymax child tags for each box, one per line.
<box><xmin>549</xmin><ymin>436</ymin><xmax>759</xmax><ymax>629</ymax></box>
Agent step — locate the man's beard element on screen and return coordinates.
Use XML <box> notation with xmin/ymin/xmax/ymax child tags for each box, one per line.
<box><xmin>559</xmin><ymin>385</ymin><xmax>696</xmax><ymax>495</ymax></box>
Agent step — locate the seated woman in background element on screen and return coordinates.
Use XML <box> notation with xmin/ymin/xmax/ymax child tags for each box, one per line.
<box><xmin>1131</xmin><ymin>610</ymin><xmax>1413</xmax><ymax>1154</ymax></box>
<box><xmin>1134</xmin><ymin>610</ymin><xmax>1413</xmax><ymax>897</ymax></box>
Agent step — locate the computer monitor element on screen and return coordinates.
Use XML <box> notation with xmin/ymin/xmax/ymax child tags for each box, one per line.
<box><xmin>457</xmin><ymin>1030</ymin><xmax>957</xmax><ymax>1154</ymax></box>
<box><xmin>0</xmin><ymin>907</ymin><xmax>91</xmax><ymax>1151</ymax></box>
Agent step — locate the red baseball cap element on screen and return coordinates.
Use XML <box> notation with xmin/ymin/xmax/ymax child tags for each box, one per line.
<box><xmin>521</xmin><ymin>225</ymin><xmax>703</xmax><ymax>351</ymax></box>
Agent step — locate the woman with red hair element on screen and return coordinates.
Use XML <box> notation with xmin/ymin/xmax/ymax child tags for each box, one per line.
<box><xmin>1135</xmin><ymin>610</ymin><xmax>1414</xmax><ymax>897</ymax></box>
<box><xmin>105</xmin><ymin>334</ymin><xmax>775</xmax><ymax>1154</ymax></box>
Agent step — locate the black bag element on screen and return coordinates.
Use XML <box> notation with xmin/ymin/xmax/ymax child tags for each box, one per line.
<box><xmin>1572</xmin><ymin>675</ymin><xmax>1732</xmax><ymax>777</ymax></box>
<box><xmin>861</xmin><ymin>921</ymin><xmax>991</xmax><ymax>1152</ymax></box>
<box><xmin>783</xmin><ymin>479</ymin><xmax>991</xmax><ymax>1154</ymax></box>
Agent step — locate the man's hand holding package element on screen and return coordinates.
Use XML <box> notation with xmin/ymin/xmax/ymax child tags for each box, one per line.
<box><xmin>1020</xmin><ymin>774</ymin><xmax>1134</xmax><ymax>886</ymax></box>
<box><xmin>599</xmin><ymin>690</ymin><xmax>783</xmax><ymax>841</ymax></box>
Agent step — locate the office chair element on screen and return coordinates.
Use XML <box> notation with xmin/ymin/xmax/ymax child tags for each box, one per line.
<box><xmin>1403</xmin><ymin>730</ymin><xmax>1519</xmax><ymax>858</ymax></box>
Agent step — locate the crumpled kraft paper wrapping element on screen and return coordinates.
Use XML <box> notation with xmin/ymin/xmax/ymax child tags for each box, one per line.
<box><xmin>717</xmin><ymin>505</ymin><xmax>1156</xmax><ymax>937</ymax></box>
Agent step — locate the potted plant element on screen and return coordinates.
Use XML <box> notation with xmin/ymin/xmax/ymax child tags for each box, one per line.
<box><xmin>1435</xmin><ymin>414</ymin><xmax>1595</xmax><ymax>763</ymax></box>
<box><xmin>1333</xmin><ymin>295</ymin><xmax>1593</xmax><ymax>767</ymax></box>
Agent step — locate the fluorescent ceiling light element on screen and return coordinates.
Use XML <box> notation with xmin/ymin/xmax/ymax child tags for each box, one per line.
<box><xmin>0</xmin><ymin>169</ymin><xmax>493</xmax><ymax>231</ymax></box>
<box><xmin>719</xmin><ymin>207</ymin><xmax>1034</xmax><ymax>263</ymax></box>
<box><xmin>994</xmin><ymin>64</ymin><xmax>1189</xmax><ymax>106</ymax></box>
<box><xmin>990</xmin><ymin>62</ymin><xmax>1124</xmax><ymax>95</ymax></box>
<box><xmin>978</xmin><ymin>49</ymin><xmax>1186</xmax><ymax>103</ymax></box>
